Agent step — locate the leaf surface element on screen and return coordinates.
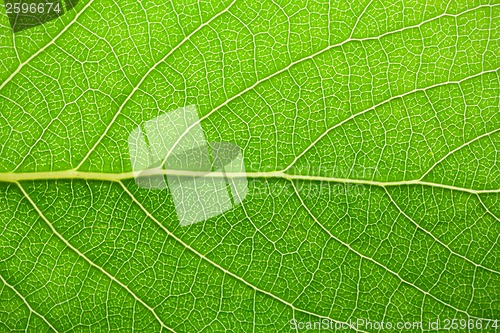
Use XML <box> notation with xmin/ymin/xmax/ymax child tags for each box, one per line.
<box><xmin>0</xmin><ymin>0</ymin><xmax>499</xmax><ymax>332</ymax></box>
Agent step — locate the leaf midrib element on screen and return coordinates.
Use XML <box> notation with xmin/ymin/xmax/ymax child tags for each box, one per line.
<box><xmin>1</xmin><ymin>170</ymin><xmax>498</xmax><ymax>195</ymax></box>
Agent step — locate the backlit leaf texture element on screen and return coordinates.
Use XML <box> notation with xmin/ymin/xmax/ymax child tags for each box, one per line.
<box><xmin>0</xmin><ymin>0</ymin><xmax>499</xmax><ymax>332</ymax></box>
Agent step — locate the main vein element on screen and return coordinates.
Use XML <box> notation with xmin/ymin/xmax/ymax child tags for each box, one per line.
<box><xmin>0</xmin><ymin>170</ymin><xmax>498</xmax><ymax>194</ymax></box>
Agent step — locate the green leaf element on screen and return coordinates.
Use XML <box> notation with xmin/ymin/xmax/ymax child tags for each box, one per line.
<box><xmin>1</xmin><ymin>0</ymin><xmax>499</xmax><ymax>332</ymax></box>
